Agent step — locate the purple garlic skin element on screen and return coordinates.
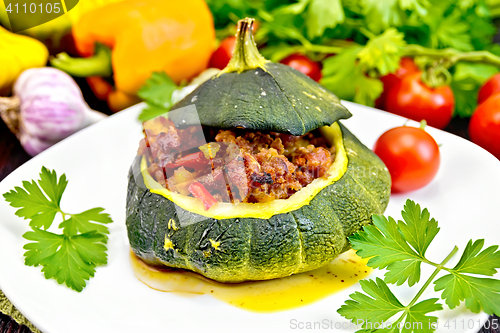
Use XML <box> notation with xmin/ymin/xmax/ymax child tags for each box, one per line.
<box><xmin>14</xmin><ymin>67</ymin><xmax>106</xmax><ymax>156</ymax></box>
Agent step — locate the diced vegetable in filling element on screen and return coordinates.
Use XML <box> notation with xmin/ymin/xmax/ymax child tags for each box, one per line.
<box><xmin>137</xmin><ymin>117</ymin><xmax>336</xmax><ymax>207</ymax></box>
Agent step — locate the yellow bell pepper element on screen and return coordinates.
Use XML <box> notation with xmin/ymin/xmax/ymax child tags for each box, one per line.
<box><xmin>0</xmin><ymin>0</ymin><xmax>125</xmax><ymax>44</ymax></box>
<box><xmin>51</xmin><ymin>0</ymin><xmax>215</xmax><ymax>111</ymax></box>
<box><xmin>0</xmin><ymin>27</ymin><xmax>49</xmax><ymax>95</ymax></box>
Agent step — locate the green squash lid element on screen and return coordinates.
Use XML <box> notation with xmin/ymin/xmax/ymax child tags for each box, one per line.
<box><xmin>168</xmin><ymin>18</ymin><xmax>351</xmax><ymax>136</ymax></box>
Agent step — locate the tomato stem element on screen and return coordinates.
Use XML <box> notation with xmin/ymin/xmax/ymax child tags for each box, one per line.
<box><xmin>420</xmin><ymin>65</ymin><xmax>452</xmax><ymax>88</ymax></box>
<box><xmin>419</xmin><ymin>120</ymin><xmax>427</xmax><ymax>130</ymax></box>
<box><xmin>222</xmin><ymin>18</ymin><xmax>269</xmax><ymax>73</ymax></box>
<box><xmin>452</xmin><ymin>50</ymin><xmax>500</xmax><ymax>67</ymax></box>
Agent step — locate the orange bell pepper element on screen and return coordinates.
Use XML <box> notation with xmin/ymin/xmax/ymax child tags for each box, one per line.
<box><xmin>51</xmin><ymin>0</ymin><xmax>215</xmax><ymax>112</ymax></box>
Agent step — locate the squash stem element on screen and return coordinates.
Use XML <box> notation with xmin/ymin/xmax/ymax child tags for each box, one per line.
<box><xmin>50</xmin><ymin>43</ymin><xmax>112</xmax><ymax>77</ymax></box>
<box><xmin>222</xmin><ymin>18</ymin><xmax>269</xmax><ymax>73</ymax></box>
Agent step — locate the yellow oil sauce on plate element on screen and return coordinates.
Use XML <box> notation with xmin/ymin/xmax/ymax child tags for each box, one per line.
<box><xmin>130</xmin><ymin>249</ymin><xmax>371</xmax><ymax>312</ymax></box>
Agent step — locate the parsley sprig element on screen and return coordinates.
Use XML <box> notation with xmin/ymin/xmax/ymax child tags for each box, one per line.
<box><xmin>339</xmin><ymin>200</ymin><xmax>500</xmax><ymax>332</ymax></box>
<box><xmin>3</xmin><ymin>167</ymin><xmax>113</xmax><ymax>292</ymax></box>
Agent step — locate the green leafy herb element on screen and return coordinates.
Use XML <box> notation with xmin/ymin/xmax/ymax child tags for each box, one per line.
<box><xmin>400</xmin><ymin>0</ymin><xmax>430</xmax><ymax>17</ymax></box>
<box><xmin>358</xmin><ymin>28</ymin><xmax>406</xmax><ymax>76</ymax></box>
<box><xmin>434</xmin><ymin>239</ymin><xmax>500</xmax><ymax>313</ymax></box>
<box><xmin>339</xmin><ymin>199</ymin><xmax>500</xmax><ymax>332</ymax></box>
<box><xmin>137</xmin><ymin>72</ymin><xmax>179</xmax><ymax>122</ymax></box>
<box><xmin>426</xmin><ymin>9</ymin><xmax>474</xmax><ymax>51</ymax></box>
<box><xmin>305</xmin><ymin>0</ymin><xmax>344</xmax><ymax>39</ymax></box>
<box><xmin>137</xmin><ymin>104</ymin><xmax>172</xmax><ymax>123</ymax></box>
<box><xmin>467</xmin><ymin>10</ymin><xmax>497</xmax><ymax>50</ymax></box>
<box><xmin>321</xmin><ymin>46</ymin><xmax>383</xmax><ymax>106</ymax></box>
<box><xmin>3</xmin><ymin>167</ymin><xmax>113</xmax><ymax>292</ymax></box>
<box><xmin>362</xmin><ymin>0</ymin><xmax>406</xmax><ymax>33</ymax></box>
<box><xmin>350</xmin><ymin>200</ymin><xmax>439</xmax><ymax>287</ymax></box>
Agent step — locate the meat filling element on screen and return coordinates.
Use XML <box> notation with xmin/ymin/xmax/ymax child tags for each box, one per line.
<box><xmin>138</xmin><ymin>117</ymin><xmax>336</xmax><ymax>207</ymax></box>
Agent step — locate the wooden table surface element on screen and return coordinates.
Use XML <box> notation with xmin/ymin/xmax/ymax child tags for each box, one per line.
<box><xmin>0</xmin><ymin>85</ymin><xmax>498</xmax><ymax>332</ymax></box>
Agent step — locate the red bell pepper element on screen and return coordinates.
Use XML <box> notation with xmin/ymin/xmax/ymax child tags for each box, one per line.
<box><xmin>188</xmin><ymin>182</ymin><xmax>218</xmax><ymax>210</ymax></box>
<box><xmin>164</xmin><ymin>152</ymin><xmax>208</xmax><ymax>169</ymax></box>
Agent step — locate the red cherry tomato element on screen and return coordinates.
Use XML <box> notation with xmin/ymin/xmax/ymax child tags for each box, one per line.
<box><xmin>375</xmin><ymin>57</ymin><xmax>419</xmax><ymax>109</ymax></box>
<box><xmin>468</xmin><ymin>93</ymin><xmax>500</xmax><ymax>159</ymax></box>
<box><xmin>280</xmin><ymin>54</ymin><xmax>322</xmax><ymax>82</ymax></box>
<box><xmin>373</xmin><ymin>125</ymin><xmax>441</xmax><ymax>193</ymax></box>
<box><xmin>478</xmin><ymin>73</ymin><xmax>500</xmax><ymax>105</ymax></box>
<box><xmin>385</xmin><ymin>72</ymin><xmax>455</xmax><ymax>129</ymax></box>
<box><xmin>209</xmin><ymin>36</ymin><xmax>236</xmax><ymax>70</ymax></box>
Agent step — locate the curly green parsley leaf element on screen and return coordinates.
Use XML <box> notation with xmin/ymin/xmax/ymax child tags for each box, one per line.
<box><xmin>321</xmin><ymin>46</ymin><xmax>383</xmax><ymax>107</ymax></box>
<box><xmin>350</xmin><ymin>214</ymin><xmax>421</xmax><ymax>283</ymax></box>
<box><xmin>3</xmin><ymin>168</ymin><xmax>113</xmax><ymax>292</ymax></box>
<box><xmin>434</xmin><ymin>274</ymin><xmax>500</xmax><ymax>314</ymax></box>
<box><xmin>338</xmin><ymin>278</ymin><xmax>405</xmax><ymax>324</ymax></box>
<box><xmin>362</xmin><ymin>0</ymin><xmax>404</xmax><ymax>33</ymax></box>
<box><xmin>306</xmin><ymin>0</ymin><xmax>344</xmax><ymax>39</ymax></box>
<box><xmin>137</xmin><ymin>72</ymin><xmax>179</xmax><ymax>122</ymax></box>
<box><xmin>338</xmin><ymin>278</ymin><xmax>442</xmax><ymax>332</ymax></box>
<box><xmin>361</xmin><ymin>0</ymin><xmax>429</xmax><ymax>33</ymax></box>
<box><xmin>339</xmin><ymin>199</ymin><xmax>500</xmax><ymax>332</ymax></box>
<box><xmin>426</xmin><ymin>9</ymin><xmax>473</xmax><ymax>51</ymax></box>
<box><xmin>434</xmin><ymin>239</ymin><xmax>500</xmax><ymax>313</ymax></box>
<box><xmin>400</xmin><ymin>0</ymin><xmax>429</xmax><ymax>17</ymax></box>
<box><xmin>358</xmin><ymin>28</ymin><xmax>406</xmax><ymax>76</ymax></box>
<box><xmin>403</xmin><ymin>298</ymin><xmax>443</xmax><ymax>333</ymax></box>
<box><xmin>349</xmin><ymin>200</ymin><xmax>439</xmax><ymax>287</ymax></box>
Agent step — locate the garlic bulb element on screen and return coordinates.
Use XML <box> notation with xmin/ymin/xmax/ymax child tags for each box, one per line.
<box><xmin>0</xmin><ymin>67</ymin><xmax>106</xmax><ymax>156</ymax></box>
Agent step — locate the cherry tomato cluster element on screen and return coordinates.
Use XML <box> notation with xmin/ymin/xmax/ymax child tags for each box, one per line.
<box><xmin>376</xmin><ymin>58</ymin><xmax>455</xmax><ymax>130</ymax></box>
<box><xmin>371</xmin><ymin>60</ymin><xmax>500</xmax><ymax>194</ymax></box>
<box><xmin>375</xmin><ymin>58</ymin><xmax>499</xmax><ymax>160</ymax></box>
<box><xmin>370</xmin><ymin>60</ymin><xmax>445</xmax><ymax>193</ymax></box>
<box><xmin>372</xmin><ymin>63</ymin><xmax>500</xmax><ymax>194</ymax></box>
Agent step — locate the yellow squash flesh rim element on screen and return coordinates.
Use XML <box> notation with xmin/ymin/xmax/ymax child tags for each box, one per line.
<box><xmin>141</xmin><ymin>122</ymin><xmax>348</xmax><ymax>219</ymax></box>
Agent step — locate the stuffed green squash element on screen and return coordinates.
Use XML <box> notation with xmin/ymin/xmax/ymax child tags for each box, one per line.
<box><xmin>126</xmin><ymin>18</ymin><xmax>391</xmax><ymax>283</ymax></box>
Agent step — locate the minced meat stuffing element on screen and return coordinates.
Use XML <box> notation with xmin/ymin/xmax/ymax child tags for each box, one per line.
<box><xmin>138</xmin><ymin>117</ymin><xmax>336</xmax><ymax>205</ymax></box>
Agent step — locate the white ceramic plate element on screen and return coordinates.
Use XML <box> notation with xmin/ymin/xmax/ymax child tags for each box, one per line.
<box><xmin>0</xmin><ymin>102</ymin><xmax>499</xmax><ymax>333</ymax></box>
